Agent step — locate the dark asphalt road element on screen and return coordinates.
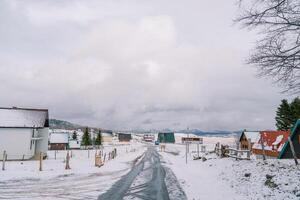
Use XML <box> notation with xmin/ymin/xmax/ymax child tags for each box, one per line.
<box><xmin>98</xmin><ymin>146</ymin><xmax>186</xmax><ymax>200</ymax></box>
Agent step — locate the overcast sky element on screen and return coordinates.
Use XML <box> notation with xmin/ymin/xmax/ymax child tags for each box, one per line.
<box><xmin>0</xmin><ymin>0</ymin><xmax>292</xmax><ymax>131</ymax></box>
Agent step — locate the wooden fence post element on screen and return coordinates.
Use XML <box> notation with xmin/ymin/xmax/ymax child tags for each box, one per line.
<box><xmin>39</xmin><ymin>152</ymin><xmax>43</xmax><ymax>171</ymax></box>
<box><xmin>288</xmin><ymin>137</ymin><xmax>298</xmax><ymax>165</ymax></box>
<box><xmin>65</xmin><ymin>151</ymin><xmax>71</xmax><ymax>170</ymax></box>
<box><xmin>260</xmin><ymin>134</ymin><xmax>266</xmax><ymax>160</ymax></box>
<box><xmin>55</xmin><ymin>150</ymin><xmax>57</xmax><ymax>160</ymax></box>
<box><xmin>2</xmin><ymin>151</ymin><xmax>6</xmax><ymax>171</ymax></box>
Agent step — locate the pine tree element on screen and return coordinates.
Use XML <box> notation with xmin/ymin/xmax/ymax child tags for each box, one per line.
<box><xmin>81</xmin><ymin>127</ymin><xmax>91</xmax><ymax>146</ymax></box>
<box><xmin>72</xmin><ymin>131</ymin><xmax>77</xmax><ymax>140</ymax></box>
<box><xmin>275</xmin><ymin>99</ymin><xmax>293</xmax><ymax>131</ymax></box>
<box><xmin>290</xmin><ymin>97</ymin><xmax>300</xmax><ymax>126</ymax></box>
<box><xmin>95</xmin><ymin>130</ymin><xmax>102</xmax><ymax>146</ymax></box>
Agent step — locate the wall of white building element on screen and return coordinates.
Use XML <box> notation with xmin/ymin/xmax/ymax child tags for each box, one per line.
<box><xmin>0</xmin><ymin>128</ymin><xmax>33</xmax><ymax>160</ymax></box>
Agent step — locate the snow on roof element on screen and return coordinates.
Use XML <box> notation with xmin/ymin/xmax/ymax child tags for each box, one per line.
<box><xmin>252</xmin><ymin>131</ymin><xmax>289</xmax><ymax>152</ymax></box>
<box><xmin>102</xmin><ymin>132</ymin><xmax>113</xmax><ymax>137</ymax></box>
<box><xmin>0</xmin><ymin>108</ymin><xmax>48</xmax><ymax>128</ymax></box>
<box><xmin>50</xmin><ymin>133</ymin><xmax>69</xmax><ymax>144</ymax></box>
<box><xmin>243</xmin><ymin>131</ymin><xmax>260</xmax><ymax>143</ymax></box>
<box><xmin>272</xmin><ymin>135</ymin><xmax>284</xmax><ymax>146</ymax></box>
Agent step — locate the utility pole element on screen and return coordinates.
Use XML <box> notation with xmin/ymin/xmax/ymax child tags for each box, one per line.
<box><xmin>187</xmin><ymin>127</ymin><xmax>190</xmax><ymax>153</ymax></box>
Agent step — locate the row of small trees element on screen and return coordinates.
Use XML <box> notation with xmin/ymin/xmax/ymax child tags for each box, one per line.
<box><xmin>275</xmin><ymin>97</ymin><xmax>300</xmax><ymax>131</ymax></box>
<box><xmin>81</xmin><ymin>127</ymin><xmax>102</xmax><ymax>146</ymax></box>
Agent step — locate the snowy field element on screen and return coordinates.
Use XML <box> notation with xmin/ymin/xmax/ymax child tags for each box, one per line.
<box><xmin>159</xmin><ymin>136</ymin><xmax>300</xmax><ymax>200</ymax></box>
<box><xmin>0</xmin><ymin>141</ymin><xmax>147</xmax><ymax>200</ymax></box>
<box><xmin>1</xmin><ymin>134</ymin><xmax>300</xmax><ymax>200</ymax></box>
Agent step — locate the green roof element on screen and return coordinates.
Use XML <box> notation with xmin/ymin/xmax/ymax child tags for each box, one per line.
<box><xmin>278</xmin><ymin>119</ymin><xmax>300</xmax><ymax>159</ymax></box>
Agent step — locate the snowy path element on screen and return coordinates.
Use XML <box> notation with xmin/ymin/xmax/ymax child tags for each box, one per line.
<box><xmin>98</xmin><ymin>146</ymin><xmax>187</xmax><ymax>200</ymax></box>
<box><xmin>0</xmin><ymin>144</ymin><xmax>147</xmax><ymax>200</ymax></box>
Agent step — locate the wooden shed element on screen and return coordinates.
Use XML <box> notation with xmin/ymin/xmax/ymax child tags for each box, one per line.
<box><xmin>49</xmin><ymin>132</ymin><xmax>69</xmax><ymax>150</ymax></box>
<box><xmin>279</xmin><ymin>120</ymin><xmax>300</xmax><ymax>159</ymax></box>
<box><xmin>118</xmin><ymin>133</ymin><xmax>132</xmax><ymax>142</ymax></box>
<box><xmin>239</xmin><ymin>131</ymin><xmax>260</xmax><ymax>150</ymax></box>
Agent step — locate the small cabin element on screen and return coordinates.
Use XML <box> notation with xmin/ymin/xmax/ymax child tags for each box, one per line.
<box><xmin>279</xmin><ymin>120</ymin><xmax>300</xmax><ymax>159</ymax></box>
<box><xmin>49</xmin><ymin>132</ymin><xmax>69</xmax><ymax>150</ymax></box>
<box><xmin>158</xmin><ymin>132</ymin><xmax>175</xmax><ymax>143</ymax></box>
<box><xmin>118</xmin><ymin>133</ymin><xmax>132</xmax><ymax>142</ymax></box>
<box><xmin>143</xmin><ymin>134</ymin><xmax>155</xmax><ymax>142</ymax></box>
<box><xmin>239</xmin><ymin>131</ymin><xmax>260</xmax><ymax>150</ymax></box>
<box><xmin>252</xmin><ymin>130</ymin><xmax>289</xmax><ymax>158</ymax></box>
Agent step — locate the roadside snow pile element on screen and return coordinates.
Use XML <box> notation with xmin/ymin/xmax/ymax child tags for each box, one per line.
<box><xmin>159</xmin><ymin>139</ymin><xmax>300</xmax><ymax>200</ymax></box>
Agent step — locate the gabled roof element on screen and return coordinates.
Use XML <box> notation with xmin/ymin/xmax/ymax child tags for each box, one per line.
<box><xmin>0</xmin><ymin>107</ymin><xmax>49</xmax><ymax>128</ymax></box>
<box><xmin>239</xmin><ymin>131</ymin><xmax>260</xmax><ymax>142</ymax></box>
<box><xmin>278</xmin><ymin>119</ymin><xmax>300</xmax><ymax>158</ymax></box>
<box><xmin>50</xmin><ymin>133</ymin><xmax>69</xmax><ymax>144</ymax></box>
<box><xmin>252</xmin><ymin>130</ymin><xmax>289</xmax><ymax>152</ymax></box>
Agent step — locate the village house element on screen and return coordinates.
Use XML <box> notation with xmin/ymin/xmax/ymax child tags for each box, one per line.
<box><xmin>0</xmin><ymin>107</ymin><xmax>49</xmax><ymax>160</ymax></box>
<box><xmin>101</xmin><ymin>131</ymin><xmax>113</xmax><ymax>143</ymax></box>
<box><xmin>118</xmin><ymin>133</ymin><xmax>132</xmax><ymax>142</ymax></box>
<box><xmin>239</xmin><ymin>131</ymin><xmax>260</xmax><ymax>150</ymax></box>
<box><xmin>252</xmin><ymin>130</ymin><xmax>290</xmax><ymax>159</ymax></box>
<box><xmin>49</xmin><ymin>132</ymin><xmax>69</xmax><ymax>150</ymax></box>
<box><xmin>279</xmin><ymin>119</ymin><xmax>300</xmax><ymax>159</ymax></box>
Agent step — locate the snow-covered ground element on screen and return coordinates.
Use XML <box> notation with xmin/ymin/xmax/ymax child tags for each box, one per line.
<box><xmin>1</xmin><ymin>134</ymin><xmax>300</xmax><ymax>200</ymax></box>
<box><xmin>0</xmin><ymin>141</ymin><xmax>147</xmax><ymax>199</ymax></box>
<box><xmin>159</xmin><ymin>136</ymin><xmax>300</xmax><ymax>200</ymax></box>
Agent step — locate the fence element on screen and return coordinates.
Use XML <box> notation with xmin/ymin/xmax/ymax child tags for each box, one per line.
<box><xmin>215</xmin><ymin>145</ymin><xmax>250</xmax><ymax>160</ymax></box>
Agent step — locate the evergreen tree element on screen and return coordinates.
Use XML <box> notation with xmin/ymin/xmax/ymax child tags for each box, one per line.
<box><xmin>290</xmin><ymin>97</ymin><xmax>300</xmax><ymax>126</ymax></box>
<box><xmin>81</xmin><ymin>127</ymin><xmax>91</xmax><ymax>146</ymax></box>
<box><xmin>275</xmin><ymin>99</ymin><xmax>293</xmax><ymax>131</ymax></box>
<box><xmin>72</xmin><ymin>131</ymin><xmax>77</xmax><ymax>140</ymax></box>
<box><xmin>95</xmin><ymin>130</ymin><xmax>102</xmax><ymax>146</ymax></box>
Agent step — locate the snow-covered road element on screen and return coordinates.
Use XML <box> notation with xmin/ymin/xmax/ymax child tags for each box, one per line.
<box><xmin>98</xmin><ymin>146</ymin><xmax>186</xmax><ymax>200</ymax></box>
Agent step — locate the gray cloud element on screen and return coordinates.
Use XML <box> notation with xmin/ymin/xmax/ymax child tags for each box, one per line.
<box><xmin>0</xmin><ymin>0</ymin><xmax>292</xmax><ymax>131</ymax></box>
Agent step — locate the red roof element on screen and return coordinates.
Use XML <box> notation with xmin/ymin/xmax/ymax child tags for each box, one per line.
<box><xmin>252</xmin><ymin>130</ymin><xmax>290</xmax><ymax>157</ymax></box>
<box><xmin>259</xmin><ymin>131</ymin><xmax>290</xmax><ymax>148</ymax></box>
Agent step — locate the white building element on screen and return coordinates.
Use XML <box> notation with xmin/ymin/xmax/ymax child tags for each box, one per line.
<box><xmin>0</xmin><ymin>107</ymin><xmax>49</xmax><ymax>160</ymax></box>
<box><xmin>49</xmin><ymin>132</ymin><xmax>69</xmax><ymax>150</ymax></box>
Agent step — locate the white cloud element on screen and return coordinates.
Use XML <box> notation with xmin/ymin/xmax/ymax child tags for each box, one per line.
<box><xmin>0</xmin><ymin>0</ymin><xmax>289</xmax><ymax>131</ymax></box>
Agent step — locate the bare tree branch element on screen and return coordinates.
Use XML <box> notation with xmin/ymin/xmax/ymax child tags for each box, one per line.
<box><xmin>236</xmin><ymin>0</ymin><xmax>300</xmax><ymax>93</ymax></box>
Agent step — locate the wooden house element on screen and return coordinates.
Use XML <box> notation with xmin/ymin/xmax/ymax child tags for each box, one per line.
<box><xmin>143</xmin><ymin>134</ymin><xmax>155</xmax><ymax>142</ymax></box>
<box><xmin>239</xmin><ymin>131</ymin><xmax>260</xmax><ymax>150</ymax></box>
<box><xmin>49</xmin><ymin>132</ymin><xmax>69</xmax><ymax>150</ymax></box>
<box><xmin>118</xmin><ymin>133</ymin><xmax>132</xmax><ymax>142</ymax></box>
<box><xmin>252</xmin><ymin>130</ymin><xmax>289</xmax><ymax>158</ymax></box>
<box><xmin>279</xmin><ymin>120</ymin><xmax>300</xmax><ymax>159</ymax></box>
<box><xmin>0</xmin><ymin>107</ymin><xmax>49</xmax><ymax>160</ymax></box>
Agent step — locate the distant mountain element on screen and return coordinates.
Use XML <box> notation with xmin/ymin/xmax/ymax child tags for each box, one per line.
<box><xmin>49</xmin><ymin>119</ymin><xmax>82</xmax><ymax>130</ymax></box>
<box><xmin>178</xmin><ymin>129</ymin><xmax>241</xmax><ymax>137</ymax></box>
